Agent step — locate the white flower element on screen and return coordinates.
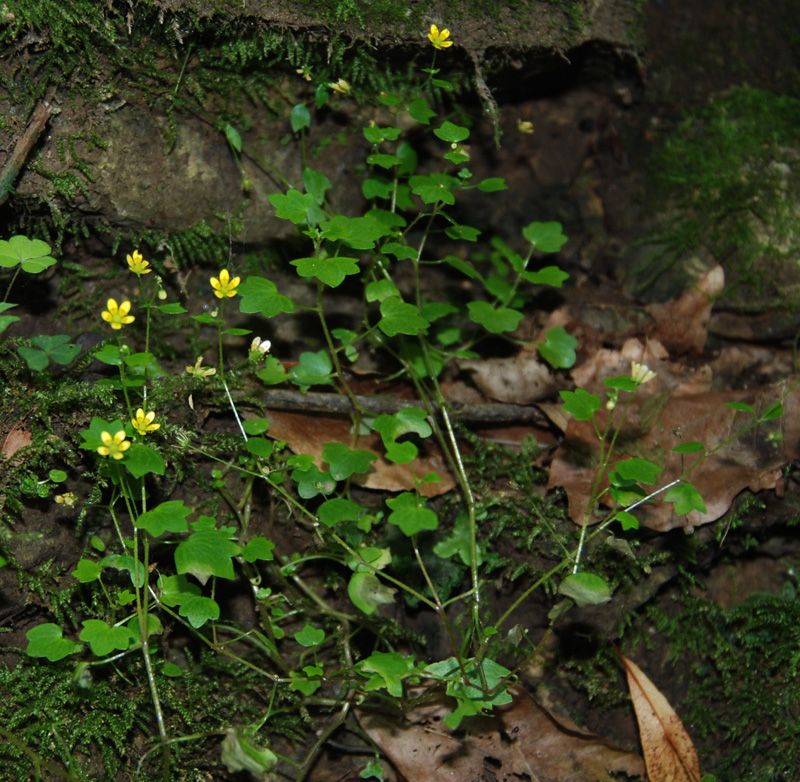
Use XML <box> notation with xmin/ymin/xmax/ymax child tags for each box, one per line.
<box><xmin>630</xmin><ymin>361</ymin><xmax>657</xmax><ymax>385</ymax></box>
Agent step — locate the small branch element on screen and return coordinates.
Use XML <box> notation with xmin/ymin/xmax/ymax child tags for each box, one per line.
<box><xmin>0</xmin><ymin>100</ymin><xmax>53</xmax><ymax>206</ymax></box>
<box><xmin>244</xmin><ymin>388</ymin><xmax>551</xmax><ymax>427</ymax></box>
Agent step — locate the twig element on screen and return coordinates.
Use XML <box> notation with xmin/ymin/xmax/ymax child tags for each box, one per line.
<box><xmin>241</xmin><ymin>388</ymin><xmax>551</xmax><ymax>426</ymax></box>
<box><xmin>0</xmin><ymin>100</ymin><xmax>53</xmax><ymax>206</ymax></box>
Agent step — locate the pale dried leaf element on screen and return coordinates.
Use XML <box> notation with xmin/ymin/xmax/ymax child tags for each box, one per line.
<box><xmin>620</xmin><ymin>654</ymin><xmax>702</xmax><ymax>782</ymax></box>
<box><xmin>264</xmin><ymin>410</ymin><xmax>455</xmax><ymax>497</ymax></box>
<box><xmin>1</xmin><ymin>421</ymin><xmax>31</xmax><ymax>463</ymax></box>
<box><xmin>358</xmin><ymin>688</ymin><xmax>644</xmax><ymax>782</ymax></box>
<box><xmin>458</xmin><ymin>356</ymin><xmax>556</xmax><ymax>404</ymax></box>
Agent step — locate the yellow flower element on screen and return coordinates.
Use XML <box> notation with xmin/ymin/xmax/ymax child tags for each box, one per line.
<box><xmin>126</xmin><ymin>250</ymin><xmax>151</xmax><ymax>275</ymax></box>
<box><xmin>630</xmin><ymin>361</ymin><xmax>657</xmax><ymax>385</ymax></box>
<box><xmin>428</xmin><ymin>24</ymin><xmax>453</xmax><ymax>50</ymax></box>
<box><xmin>296</xmin><ymin>65</ymin><xmax>312</xmax><ymax>81</ymax></box>
<box><xmin>132</xmin><ymin>408</ymin><xmax>160</xmax><ymax>435</ymax></box>
<box><xmin>329</xmin><ymin>78</ymin><xmax>350</xmax><ymax>94</ymax></box>
<box><xmin>101</xmin><ymin>298</ymin><xmax>135</xmax><ymax>330</ymax></box>
<box><xmin>97</xmin><ymin>430</ymin><xmax>130</xmax><ymax>460</ymax></box>
<box><xmin>186</xmin><ymin>356</ymin><xmax>216</xmax><ymax>378</ymax></box>
<box><xmin>210</xmin><ymin>269</ymin><xmax>241</xmax><ymax>299</ymax></box>
<box><xmin>517</xmin><ymin>119</ymin><xmax>534</xmax><ymax>134</ymax></box>
<box><xmin>55</xmin><ymin>492</ymin><xmax>77</xmax><ymax>507</ymax></box>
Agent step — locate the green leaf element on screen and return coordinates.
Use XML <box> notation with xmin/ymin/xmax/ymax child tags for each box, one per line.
<box><xmin>366</xmin><ymin>278</ymin><xmax>400</xmax><ymax>302</ymax></box>
<box><xmin>522</xmin><ymin>221</ymin><xmax>568</xmax><ymax>252</ymax></box>
<box><xmin>614</xmin><ymin>458</ymin><xmax>662</xmax><ymax>485</ymax></box>
<box><xmin>319</xmin><ymin>214</ymin><xmax>391</xmax><ymax>250</ymax></box>
<box><xmin>245</xmin><ymin>437</ymin><xmax>273</xmax><ymax>459</ymax></box>
<box><xmin>467</xmin><ymin>301</ymin><xmax>523</xmax><ymax>334</ymax></box>
<box><xmin>79</xmin><ymin>619</ymin><xmax>134</xmax><ymax>656</ymax></box>
<box><xmin>762</xmin><ymin>402</ymin><xmax>784</xmax><ymax>421</ymax></box>
<box><xmin>409</xmin><ymin>173</ymin><xmax>457</xmax><ymax>205</ymax></box>
<box><xmin>155</xmin><ymin>302</ymin><xmax>187</xmax><ymax>314</ymax></box>
<box><xmin>243</xmin><ymin>417</ymin><xmax>270</xmax><ymax>435</ymax></box>
<box><xmin>672</xmin><ymin>441</ymin><xmax>706</xmax><ymax>454</ymax></box>
<box><xmin>161</xmin><ymin>663</ymin><xmax>183</xmax><ymax>677</ymax></box>
<box><xmin>444</xmin><ymin>223</ymin><xmax>481</xmax><ymax>241</ymax></box>
<box><xmin>362</xmin><ymin>175</ymin><xmax>394</xmax><ymax>200</ymax></box>
<box><xmin>538</xmin><ymin>326</ymin><xmax>577</xmax><ymax>368</ymax></box>
<box><xmin>322</xmin><ymin>442</ymin><xmax>377</xmax><ymax>480</ymax></box>
<box><xmin>17</xmin><ymin>346</ymin><xmax>49</xmax><ymax>371</ymax></box>
<box><xmin>257</xmin><ymin>356</ymin><xmax>289</xmax><ymax>385</ymax></box>
<box><xmin>434</xmin><ymin>121</ymin><xmax>470</xmax><ymax>143</ymax></box>
<box><xmin>294</xmin><ymin>624</ymin><xmax>326</xmax><ymax>646</ymax></box>
<box><xmin>291</xmin><ymin>255</ymin><xmax>360</xmax><ymax>288</ymax></box>
<box><xmin>405</xmin><ymin>98</ymin><xmax>436</xmax><ymax>124</ymax></box>
<box><xmin>26</xmin><ymin>623</ymin><xmax>80</xmax><ymax>661</ymax></box>
<box><xmin>289</xmin><ymin>350</ymin><xmax>333</xmax><ymax>388</ymax></box>
<box><xmin>303</xmin><ymin>166</ymin><xmax>331</xmax><ymax>204</ymax></box>
<box><xmin>360</xmin><ymin>759</ymin><xmax>385</xmax><ymax>781</ymax></box>
<box><xmin>238</xmin><ymin>276</ymin><xmax>296</xmax><ymax>317</ymax></box>
<box><xmin>348</xmin><ymin>572</ymin><xmax>397</xmax><ymax>615</ymax></box>
<box><xmin>174</xmin><ymin>530</ymin><xmax>242</xmax><ymax>586</ymax></box>
<box><xmin>359</xmin><ymin>651</ymin><xmax>415</xmax><ymax>696</ymax></box>
<box><xmin>179</xmin><ymin>595</ymin><xmax>220</xmax><ymax>628</ymax></box>
<box><xmin>726</xmin><ymin>401</ymin><xmax>756</xmax><ymax>414</ymax></box>
<box><xmin>380</xmin><ymin>242</ymin><xmax>416</xmax><ymax>261</ymax></box>
<box><xmin>224</xmin><ymin>122</ymin><xmax>242</xmax><ymax>153</ymax></box>
<box><xmin>0</xmin><ymin>235</ymin><xmax>56</xmax><ymax>273</ymax></box>
<box><xmin>158</xmin><ymin>573</ymin><xmax>202</xmax><ymax>607</ymax></box>
<box><xmin>72</xmin><ymin>559</ymin><xmax>102</xmax><ymax>583</ymax></box>
<box><xmin>520</xmin><ymin>265</ymin><xmax>569</xmax><ymax>288</ymax></box>
<box><xmin>665</xmin><ymin>482</ymin><xmax>707</xmax><ymax>515</ymax></box>
<box><xmin>367</xmin><ymin>153</ymin><xmax>402</xmax><ymax>169</ymax></box>
<box><xmin>221</xmin><ymin>728</ymin><xmax>278</xmax><ymax>775</ymax></box>
<box><xmin>444</xmin><ymin>255</ymin><xmax>483</xmax><ymax>280</ymax></box>
<box><xmin>378</xmin><ymin>296</ymin><xmax>429</xmax><ymax>337</ymax></box>
<box><xmin>124</xmin><ymin>443</ymin><xmax>166</xmax><ymax>478</ymax></box>
<box><xmin>395</xmin><ymin>141</ymin><xmax>417</xmax><ymax>176</ymax></box>
<box><xmin>560</xmin><ymin>387</ymin><xmax>601</xmax><ymax>420</ymax></box>
<box><xmin>558</xmin><ymin>573</ymin><xmax>612</xmax><ymax>606</ymax></box>
<box><xmin>604</xmin><ymin>375</ymin><xmax>639</xmax><ymax>393</ymax></box>
<box><xmin>432</xmin><ymin>511</ymin><xmax>482</xmax><ymax>566</ymax></box>
<box><xmin>94</xmin><ymin>344</ymin><xmax>123</xmax><ymax>366</ymax></box>
<box><xmin>386</xmin><ymin>494</ymin><xmax>438</xmax><ymax>536</ymax></box>
<box><xmin>291</xmin><ymin>464</ymin><xmax>336</xmax><ymax>499</ymax></box>
<box><xmin>476</xmin><ymin>177</ymin><xmax>507</xmax><ymax>192</ymax></box>
<box><xmin>613</xmin><ymin>510</ymin><xmax>639</xmax><ymax>530</ymax></box>
<box><xmin>291</xmin><ymin>103</ymin><xmax>311</xmax><ymax>133</ymax></box>
<box><xmin>136</xmin><ymin>500</ymin><xmax>191</xmax><ymax>537</ymax></box>
<box><xmin>384</xmin><ymin>441</ymin><xmax>417</xmax><ymax>464</ymax></box>
<box><xmin>363</xmin><ymin>125</ymin><xmax>402</xmax><ymax>143</ymax></box>
<box><xmin>318</xmin><ymin>498</ymin><xmax>364</xmax><ymax>527</ymax></box>
<box><xmin>241</xmin><ymin>537</ymin><xmax>275</xmax><ymax>563</ymax></box>
<box><xmin>269</xmin><ymin>189</ymin><xmax>318</xmax><ymax>225</ymax></box>
<box><xmin>101</xmin><ymin>554</ymin><xmax>145</xmax><ymax>588</ymax></box>
<box><xmin>372</xmin><ymin>408</ymin><xmax>432</xmax><ymax>448</ymax></box>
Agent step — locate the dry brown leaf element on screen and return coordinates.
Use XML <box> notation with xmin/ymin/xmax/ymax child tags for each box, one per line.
<box><xmin>358</xmin><ymin>688</ymin><xmax>644</xmax><ymax>782</ymax></box>
<box><xmin>458</xmin><ymin>356</ymin><xmax>556</xmax><ymax>404</ymax></box>
<box><xmin>645</xmin><ymin>265</ymin><xmax>724</xmax><ymax>356</ymax></box>
<box><xmin>1</xmin><ymin>421</ymin><xmax>31</xmax><ymax>463</ymax></box>
<box><xmin>546</xmin><ymin>339</ymin><xmax>798</xmax><ymax>530</ymax></box>
<box><xmin>264</xmin><ymin>410</ymin><xmax>455</xmax><ymax>497</ymax></box>
<box><xmin>620</xmin><ymin>653</ymin><xmax>702</xmax><ymax>782</ymax></box>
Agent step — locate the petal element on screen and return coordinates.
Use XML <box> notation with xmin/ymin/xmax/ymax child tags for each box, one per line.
<box><xmin>118</xmin><ymin>300</ymin><xmax>131</xmax><ymax>316</ymax></box>
<box><xmin>119</xmin><ymin>440</ymin><xmax>131</xmax><ymax>451</ymax></box>
<box><xmin>97</xmin><ymin>447</ymin><xmax>110</xmax><ymax>456</ymax></box>
<box><xmin>100</xmin><ymin>431</ymin><xmax>113</xmax><ymax>446</ymax></box>
<box><xmin>219</xmin><ymin>269</ymin><xmax>230</xmax><ymax>285</ymax></box>
<box><xmin>101</xmin><ymin>311</ymin><xmax>113</xmax><ymax>323</ymax></box>
<box><xmin>113</xmin><ymin>430</ymin><xmax>127</xmax><ymax>444</ymax></box>
<box><xmin>210</xmin><ymin>277</ymin><xmax>221</xmax><ymax>289</ymax></box>
<box><xmin>144</xmin><ymin>411</ymin><xmax>155</xmax><ymax>424</ymax></box>
<box><xmin>106</xmin><ymin>298</ymin><xmax>118</xmax><ymax>313</ymax></box>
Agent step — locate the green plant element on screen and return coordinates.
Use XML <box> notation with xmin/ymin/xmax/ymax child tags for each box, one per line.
<box><xmin>1</xmin><ymin>25</ymin><xmax>791</xmax><ymax>782</ymax></box>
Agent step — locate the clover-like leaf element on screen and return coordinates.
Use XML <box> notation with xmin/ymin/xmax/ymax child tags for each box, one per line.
<box><xmin>434</xmin><ymin>121</ymin><xmax>470</xmax><ymax>143</ymax></box>
<box><xmin>467</xmin><ymin>301</ymin><xmax>523</xmax><ymax>334</ymax></box>
<box><xmin>378</xmin><ymin>296</ymin><xmax>429</xmax><ymax>337</ymax></box>
<box><xmin>322</xmin><ymin>442</ymin><xmax>377</xmax><ymax>480</ymax></box>
<box><xmin>26</xmin><ymin>623</ymin><xmax>80</xmax><ymax>661</ymax></box>
<box><xmin>522</xmin><ymin>221</ymin><xmax>568</xmax><ymax>253</ymax></box>
<box><xmin>538</xmin><ymin>326</ymin><xmax>577</xmax><ymax>369</ymax></box>
<box><xmin>303</xmin><ymin>166</ymin><xmax>331</xmax><ymax>204</ymax></box>
<box><xmin>291</xmin><ymin>103</ymin><xmax>311</xmax><ymax>133</ymax></box>
<box><xmin>318</xmin><ymin>498</ymin><xmax>365</xmax><ymax>527</ymax></box>
<box><xmin>269</xmin><ymin>189</ymin><xmax>319</xmax><ymax>225</ymax></box>
<box><xmin>358</xmin><ymin>651</ymin><xmax>415</xmax><ymax>696</ymax></box>
<box><xmin>134</xmin><ymin>500</ymin><xmax>191</xmax><ymax>538</ymax></box>
<box><xmin>179</xmin><ymin>595</ymin><xmax>221</xmax><ymax>628</ymax></box>
<box><xmin>320</xmin><ymin>214</ymin><xmax>391</xmax><ymax>250</ymax></box>
<box><xmin>405</xmin><ymin>98</ymin><xmax>436</xmax><ymax>124</ymax></box>
<box><xmin>79</xmin><ymin>619</ymin><xmax>134</xmax><ymax>656</ymax></box>
<box><xmin>241</xmin><ymin>537</ymin><xmax>275</xmax><ymax>563</ymax></box>
<box><xmin>560</xmin><ymin>387</ymin><xmax>601</xmax><ymax>421</ymax></box>
<box><xmin>124</xmin><ymin>443</ymin><xmax>166</xmax><ymax>479</ymax></box>
<box><xmin>238</xmin><ymin>277</ymin><xmax>295</xmax><ymax>318</ymax></box>
<box><xmin>174</xmin><ymin>530</ymin><xmax>242</xmax><ymax>586</ymax></box>
<box><xmin>294</xmin><ymin>624</ymin><xmax>326</xmax><ymax>647</ymax></box>
<box><xmin>289</xmin><ymin>350</ymin><xmax>333</xmax><ymax>388</ymax></box>
<box><xmin>0</xmin><ymin>235</ymin><xmax>57</xmax><ymax>273</ymax></box>
<box><xmin>291</xmin><ymin>255</ymin><xmax>359</xmax><ymax>288</ymax></box>
<box><xmin>665</xmin><ymin>482</ymin><xmax>707</xmax><ymax>515</ymax></box>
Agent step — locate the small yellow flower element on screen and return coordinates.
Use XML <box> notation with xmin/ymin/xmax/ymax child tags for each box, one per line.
<box><xmin>210</xmin><ymin>269</ymin><xmax>241</xmax><ymax>299</ymax></box>
<box><xmin>428</xmin><ymin>24</ymin><xmax>453</xmax><ymax>50</ymax></box>
<box><xmin>296</xmin><ymin>65</ymin><xmax>312</xmax><ymax>81</ymax></box>
<box><xmin>126</xmin><ymin>250</ymin><xmax>151</xmax><ymax>275</ymax></box>
<box><xmin>517</xmin><ymin>119</ymin><xmax>534</xmax><ymax>134</ymax></box>
<box><xmin>132</xmin><ymin>408</ymin><xmax>160</xmax><ymax>435</ymax></box>
<box><xmin>101</xmin><ymin>298</ymin><xmax>135</xmax><ymax>330</ymax></box>
<box><xmin>55</xmin><ymin>492</ymin><xmax>77</xmax><ymax>507</ymax></box>
<box><xmin>630</xmin><ymin>361</ymin><xmax>657</xmax><ymax>385</ymax></box>
<box><xmin>186</xmin><ymin>356</ymin><xmax>216</xmax><ymax>378</ymax></box>
<box><xmin>97</xmin><ymin>430</ymin><xmax>130</xmax><ymax>460</ymax></box>
<box><xmin>329</xmin><ymin>78</ymin><xmax>350</xmax><ymax>94</ymax></box>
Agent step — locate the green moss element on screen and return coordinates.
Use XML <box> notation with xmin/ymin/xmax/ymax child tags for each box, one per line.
<box><xmin>637</xmin><ymin>88</ymin><xmax>800</xmax><ymax>305</ymax></box>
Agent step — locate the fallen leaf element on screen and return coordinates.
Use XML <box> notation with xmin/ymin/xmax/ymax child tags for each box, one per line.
<box><xmin>358</xmin><ymin>687</ymin><xmax>644</xmax><ymax>782</ymax></box>
<box><xmin>619</xmin><ymin>653</ymin><xmax>702</xmax><ymax>782</ymax></box>
<box><xmin>264</xmin><ymin>410</ymin><xmax>455</xmax><ymax>497</ymax></box>
<box><xmin>458</xmin><ymin>356</ymin><xmax>556</xmax><ymax>404</ymax></box>
<box><xmin>1</xmin><ymin>420</ymin><xmax>31</xmax><ymax>464</ymax></box>
<box><xmin>547</xmin><ymin>340</ymin><xmax>797</xmax><ymax>530</ymax></box>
